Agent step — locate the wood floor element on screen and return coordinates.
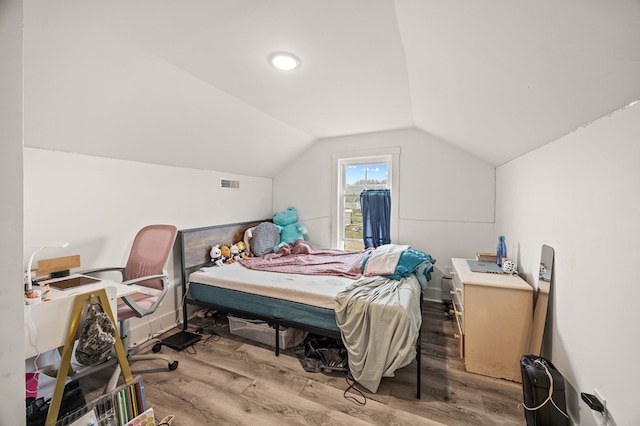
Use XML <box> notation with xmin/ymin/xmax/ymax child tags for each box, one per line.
<box><xmin>80</xmin><ymin>301</ymin><xmax>526</xmax><ymax>425</ymax></box>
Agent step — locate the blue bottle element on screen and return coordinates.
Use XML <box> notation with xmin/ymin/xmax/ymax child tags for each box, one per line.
<box><xmin>497</xmin><ymin>236</ymin><xmax>507</xmax><ymax>266</ymax></box>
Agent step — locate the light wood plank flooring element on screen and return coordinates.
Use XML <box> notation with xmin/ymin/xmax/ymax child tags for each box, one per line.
<box><xmin>80</xmin><ymin>301</ymin><xmax>526</xmax><ymax>425</ymax></box>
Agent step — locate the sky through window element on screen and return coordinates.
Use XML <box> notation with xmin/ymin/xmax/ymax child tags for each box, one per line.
<box><xmin>345</xmin><ymin>164</ymin><xmax>388</xmax><ymax>184</ymax></box>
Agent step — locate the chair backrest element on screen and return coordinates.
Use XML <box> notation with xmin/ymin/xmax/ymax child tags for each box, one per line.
<box><xmin>124</xmin><ymin>224</ymin><xmax>178</xmax><ymax>290</ymax></box>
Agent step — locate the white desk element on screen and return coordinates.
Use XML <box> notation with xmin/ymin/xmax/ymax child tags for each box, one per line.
<box><xmin>24</xmin><ymin>275</ymin><xmax>137</xmax><ymax>359</ymax></box>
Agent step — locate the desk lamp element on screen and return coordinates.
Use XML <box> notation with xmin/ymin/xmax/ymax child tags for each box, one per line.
<box><xmin>25</xmin><ymin>242</ymin><xmax>69</xmax><ymax>293</ymax></box>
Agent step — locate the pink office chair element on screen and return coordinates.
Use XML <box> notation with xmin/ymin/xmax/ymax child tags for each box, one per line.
<box><xmin>81</xmin><ymin>224</ymin><xmax>179</xmax><ymax>387</ymax></box>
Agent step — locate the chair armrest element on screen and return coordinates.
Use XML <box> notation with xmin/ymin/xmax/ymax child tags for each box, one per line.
<box><xmin>120</xmin><ymin>274</ymin><xmax>170</xmax><ymax>318</ymax></box>
<box><xmin>79</xmin><ymin>267</ymin><xmax>126</xmax><ymax>281</ymax></box>
<box><xmin>121</xmin><ymin>274</ymin><xmax>167</xmax><ymax>287</ymax></box>
<box><xmin>129</xmin><ymin>286</ymin><xmax>163</xmax><ymax>297</ymax></box>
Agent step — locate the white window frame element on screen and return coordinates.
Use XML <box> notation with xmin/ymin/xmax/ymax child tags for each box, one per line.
<box><xmin>331</xmin><ymin>147</ymin><xmax>400</xmax><ymax>250</ymax></box>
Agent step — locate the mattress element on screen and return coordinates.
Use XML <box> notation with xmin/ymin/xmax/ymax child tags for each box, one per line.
<box><xmin>188</xmin><ymin>263</ymin><xmax>355</xmax><ymax>334</ymax></box>
<box><xmin>189</xmin><ymin>262</ymin><xmax>354</xmax><ymax>309</ymax></box>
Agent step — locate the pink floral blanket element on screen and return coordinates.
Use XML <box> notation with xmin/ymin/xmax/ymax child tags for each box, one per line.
<box><xmin>239</xmin><ymin>240</ymin><xmax>371</xmax><ymax>279</ymax></box>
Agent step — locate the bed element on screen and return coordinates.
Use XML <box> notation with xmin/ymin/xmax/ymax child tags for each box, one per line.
<box><xmin>177</xmin><ymin>220</ymin><xmax>434</xmax><ymax>398</ymax></box>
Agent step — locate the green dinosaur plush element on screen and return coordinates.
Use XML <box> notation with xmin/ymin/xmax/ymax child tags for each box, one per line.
<box><xmin>273</xmin><ymin>206</ymin><xmax>307</xmax><ymax>251</ymax></box>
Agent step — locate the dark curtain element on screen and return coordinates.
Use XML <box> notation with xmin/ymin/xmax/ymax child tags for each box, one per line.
<box><xmin>360</xmin><ymin>189</ymin><xmax>391</xmax><ymax>249</ymax></box>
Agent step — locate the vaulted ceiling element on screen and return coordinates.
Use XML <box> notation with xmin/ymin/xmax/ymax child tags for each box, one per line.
<box><xmin>23</xmin><ymin>0</ymin><xmax>640</xmax><ymax>177</ymax></box>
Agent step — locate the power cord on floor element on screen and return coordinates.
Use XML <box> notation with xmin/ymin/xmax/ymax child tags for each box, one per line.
<box><xmin>195</xmin><ymin>327</ymin><xmax>220</xmax><ymax>345</ymax></box>
<box><xmin>183</xmin><ymin>344</ymin><xmax>198</xmax><ymax>355</ymax></box>
<box><xmin>343</xmin><ymin>372</ymin><xmax>367</xmax><ymax>406</ymax></box>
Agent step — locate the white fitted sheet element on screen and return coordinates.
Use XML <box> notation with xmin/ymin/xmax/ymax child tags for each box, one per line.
<box><xmin>189</xmin><ymin>262</ymin><xmax>355</xmax><ymax>309</ymax></box>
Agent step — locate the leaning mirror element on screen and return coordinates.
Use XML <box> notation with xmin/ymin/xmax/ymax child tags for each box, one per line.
<box><xmin>528</xmin><ymin>244</ymin><xmax>554</xmax><ymax>355</ymax></box>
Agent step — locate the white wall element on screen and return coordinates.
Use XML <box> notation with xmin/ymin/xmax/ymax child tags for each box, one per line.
<box><xmin>273</xmin><ymin>127</ymin><xmax>496</xmax><ymax>300</ymax></box>
<box><xmin>496</xmin><ymin>101</ymin><xmax>640</xmax><ymax>426</ymax></box>
<box><xmin>0</xmin><ymin>0</ymin><xmax>26</xmax><ymax>423</ymax></box>
<box><xmin>24</xmin><ymin>148</ymin><xmax>273</xmax><ymax>344</ymax></box>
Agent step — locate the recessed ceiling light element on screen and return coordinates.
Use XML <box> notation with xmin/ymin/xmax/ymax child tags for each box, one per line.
<box><xmin>268</xmin><ymin>52</ymin><xmax>301</xmax><ymax>71</ymax></box>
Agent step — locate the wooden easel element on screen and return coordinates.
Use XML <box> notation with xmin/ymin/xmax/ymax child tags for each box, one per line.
<box><xmin>45</xmin><ymin>288</ymin><xmax>133</xmax><ymax>426</ymax></box>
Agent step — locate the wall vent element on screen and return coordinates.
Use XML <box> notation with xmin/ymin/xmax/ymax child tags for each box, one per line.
<box><xmin>220</xmin><ymin>178</ymin><xmax>240</xmax><ymax>189</ymax></box>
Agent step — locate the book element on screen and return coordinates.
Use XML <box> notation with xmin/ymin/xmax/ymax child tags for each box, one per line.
<box><xmin>114</xmin><ymin>378</ymin><xmax>146</xmax><ymax>425</ymax></box>
<box><xmin>476</xmin><ymin>252</ymin><xmax>497</xmax><ymax>262</ymax></box>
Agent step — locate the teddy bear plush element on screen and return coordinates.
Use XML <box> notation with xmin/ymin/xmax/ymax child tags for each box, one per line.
<box><xmin>230</xmin><ymin>243</ymin><xmax>240</xmax><ymax>262</ymax></box>
<box><xmin>235</xmin><ymin>241</ymin><xmax>248</xmax><ymax>259</ymax></box>
<box><xmin>210</xmin><ymin>245</ymin><xmax>224</xmax><ymax>266</ymax></box>
<box><xmin>273</xmin><ymin>206</ymin><xmax>308</xmax><ymax>251</ymax></box>
<box><xmin>220</xmin><ymin>244</ymin><xmax>233</xmax><ymax>263</ymax></box>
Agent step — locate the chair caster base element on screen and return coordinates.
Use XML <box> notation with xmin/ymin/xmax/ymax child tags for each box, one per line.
<box><xmin>152</xmin><ymin>342</ymin><xmax>162</xmax><ymax>353</ymax></box>
<box><xmin>168</xmin><ymin>361</ymin><xmax>179</xmax><ymax>371</ymax></box>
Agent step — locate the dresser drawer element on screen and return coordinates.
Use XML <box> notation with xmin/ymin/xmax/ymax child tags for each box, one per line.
<box><xmin>449</xmin><ymin>274</ymin><xmax>464</xmax><ymax>352</ymax></box>
<box><xmin>450</xmin><ymin>271</ymin><xmax>464</xmax><ymax>333</ymax></box>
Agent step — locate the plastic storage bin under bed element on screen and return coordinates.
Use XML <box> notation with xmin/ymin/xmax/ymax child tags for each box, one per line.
<box><xmin>228</xmin><ymin>316</ymin><xmax>307</xmax><ymax>349</ymax></box>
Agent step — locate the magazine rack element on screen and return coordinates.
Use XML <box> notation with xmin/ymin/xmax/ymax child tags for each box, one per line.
<box><xmin>47</xmin><ymin>376</ymin><xmax>148</xmax><ymax>426</ymax></box>
<box><xmin>45</xmin><ymin>288</ymin><xmax>133</xmax><ymax>426</ymax></box>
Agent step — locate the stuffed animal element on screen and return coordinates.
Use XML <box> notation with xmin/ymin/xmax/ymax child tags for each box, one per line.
<box><xmin>220</xmin><ymin>244</ymin><xmax>233</xmax><ymax>263</ymax></box>
<box><xmin>272</xmin><ymin>206</ymin><xmax>308</xmax><ymax>251</ymax></box>
<box><xmin>249</xmin><ymin>222</ymin><xmax>280</xmax><ymax>256</ymax></box>
<box><xmin>230</xmin><ymin>244</ymin><xmax>240</xmax><ymax>262</ymax></box>
<box><xmin>210</xmin><ymin>245</ymin><xmax>225</xmax><ymax>266</ymax></box>
<box><xmin>236</xmin><ymin>241</ymin><xmax>248</xmax><ymax>259</ymax></box>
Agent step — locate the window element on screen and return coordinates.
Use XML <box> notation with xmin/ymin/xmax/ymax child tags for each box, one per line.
<box><xmin>331</xmin><ymin>148</ymin><xmax>399</xmax><ymax>250</ymax></box>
